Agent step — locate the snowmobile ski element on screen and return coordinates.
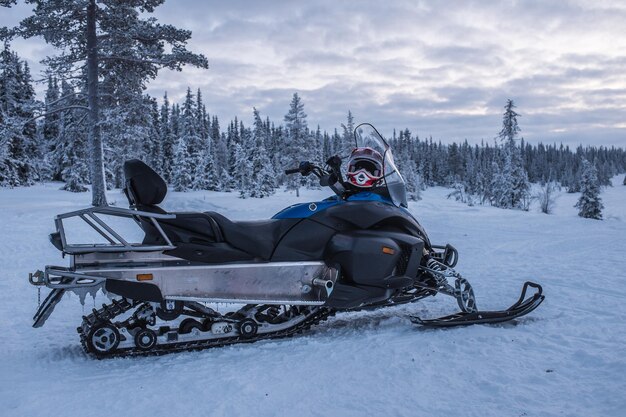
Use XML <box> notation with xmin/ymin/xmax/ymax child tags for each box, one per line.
<box><xmin>410</xmin><ymin>281</ymin><xmax>544</xmax><ymax>327</ymax></box>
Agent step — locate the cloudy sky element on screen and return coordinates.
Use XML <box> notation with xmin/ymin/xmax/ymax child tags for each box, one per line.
<box><xmin>3</xmin><ymin>0</ymin><xmax>626</xmax><ymax>146</ymax></box>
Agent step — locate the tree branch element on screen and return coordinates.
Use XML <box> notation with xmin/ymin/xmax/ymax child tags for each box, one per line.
<box><xmin>99</xmin><ymin>55</ymin><xmax>177</xmax><ymax>65</ymax></box>
<box><xmin>46</xmin><ymin>92</ymin><xmax>87</xmax><ymax>107</ymax></box>
<box><xmin>24</xmin><ymin>105</ymin><xmax>89</xmax><ymax>124</ymax></box>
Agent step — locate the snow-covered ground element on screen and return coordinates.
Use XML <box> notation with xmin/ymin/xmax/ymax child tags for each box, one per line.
<box><xmin>1</xmin><ymin>178</ymin><xmax>625</xmax><ymax>417</ymax></box>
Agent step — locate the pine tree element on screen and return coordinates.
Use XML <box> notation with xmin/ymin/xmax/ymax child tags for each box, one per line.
<box><xmin>491</xmin><ymin>99</ymin><xmax>530</xmax><ymax>209</ymax></box>
<box><xmin>192</xmin><ymin>99</ymin><xmax>220</xmax><ymax>192</ymax></box>
<box><xmin>8</xmin><ymin>0</ymin><xmax>208</xmax><ymax>205</ymax></box>
<box><xmin>56</xmin><ymin>80</ymin><xmax>89</xmax><ymax>192</ymax></box>
<box><xmin>172</xmin><ymin>136</ymin><xmax>192</xmax><ymax>192</ymax></box>
<box><xmin>575</xmin><ymin>158</ymin><xmax>603</xmax><ymax>220</ymax></box>
<box><xmin>147</xmin><ymin>97</ymin><xmax>162</xmax><ymax>173</ymax></box>
<box><xmin>340</xmin><ymin>111</ymin><xmax>355</xmax><ymax>156</ymax></box>
<box><xmin>393</xmin><ymin>129</ymin><xmax>421</xmax><ymax>201</ymax></box>
<box><xmin>249</xmin><ymin>108</ymin><xmax>275</xmax><ymax>198</ymax></box>
<box><xmin>283</xmin><ymin>93</ymin><xmax>308</xmax><ymax>197</ymax></box>
<box><xmin>233</xmin><ymin>142</ymin><xmax>252</xmax><ymax>198</ymax></box>
<box><xmin>40</xmin><ymin>75</ymin><xmax>60</xmax><ymax>179</ymax></box>
<box><xmin>194</xmin><ymin>148</ymin><xmax>220</xmax><ymax>191</ymax></box>
<box><xmin>0</xmin><ymin>42</ymin><xmax>39</xmax><ymax>187</ymax></box>
<box><xmin>159</xmin><ymin>93</ymin><xmax>174</xmax><ymax>181</ymax></box>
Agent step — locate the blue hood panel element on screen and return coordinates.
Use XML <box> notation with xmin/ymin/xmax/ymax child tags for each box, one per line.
<box><xmin>272</xmin><ymin>192</ymin><xmax>393</xmax><ymax>219</ymax></box>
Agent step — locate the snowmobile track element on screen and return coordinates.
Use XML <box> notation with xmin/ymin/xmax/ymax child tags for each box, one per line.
<box><xmin>78</xmin><ymin>299</ymin><xmax>337</xmax><ymax>359</ymax></box>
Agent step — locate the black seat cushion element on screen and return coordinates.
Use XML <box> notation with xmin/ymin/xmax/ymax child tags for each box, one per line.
<box><xmin>142</xmin><ymin>211</ymin><xmax>298</xmax><ymax>262</ymax></box>
<box><xmin>123</xmin><ymin>159</ymin><xmax>167</xmax><ymax>207</ymax></box>
<box><xmin>120</xmin><ymin>159</ymin><xmax>299</xmax><ymax>262</ymax></box>
<box><xmin>141</xmin><ymin>212</ymin><xmax>255</xmax><ymax>263</ymax></box>
<box><xmin>207</xmin><ymin>212</ymin><xmax>298</xmax><ymax>260</ymax></box>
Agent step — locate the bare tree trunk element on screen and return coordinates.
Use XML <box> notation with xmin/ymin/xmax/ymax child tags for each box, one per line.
<box><xmin>86</xmin><ymin>0</ymin><xmax>107</xmax><ymax>206</ymax></box>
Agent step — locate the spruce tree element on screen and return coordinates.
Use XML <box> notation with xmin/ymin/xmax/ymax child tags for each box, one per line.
<box><xmin>172</xmin><ymin>136</ymin><xmax>192</xmax><ymax>192</ymax></box>
<box><xmin>147</xmin><ymin>97</ymin><xmax>162</xmax><ymax>173</ymax></box>
<box><xmin>575</xmin><ymin>158</ymin><xmax>603</xmax><ymax>220</ymax></box>
<box><xmin>249</xmin><ymin>108</ymin><xmax>275</xmax><ymax>198</ymax></box>
<box><xmin>491</xmin><ymin>99</ymin><xmax>530</xmax><ymax>209</ymax></box>
<box><xmin>283</xmin><ymin>93</ymin><xmax>308</xmax><ymax>197</ymax></box>
<box><xmin>160</xmin><ymin>94</ymin><xmax>174</xmax><ymax>182</ymax></box>
<box><xmin>340</xmin><ymin>111</ymin><xmax>355</xmax><ymax>155</ymax></box>
<box><xmin>192</xmin><ymin>99</ymin><xmax>220</xmax><ymax>192</ymax></box>
<box><xmin>41</xmin><ymin>75</ymin><xmax>60</xmax><ymax>179</ymax></box>
<box><xmin>0</xmin><ymin>42</ymin><xmax>39</xmax><ymax>187</ymax></box>
<box><xmin>233</xmin><ymin>142</ymin><xmax>252</xmax><ymax>198</ymax></box>
<box><xmin>7</xmin><ymin>0</ymin><xmax>208</xmax><ymax>205</ymax></box>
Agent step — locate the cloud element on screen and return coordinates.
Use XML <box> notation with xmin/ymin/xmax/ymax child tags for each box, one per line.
<box><xmin>2</xmin><ymin>0</ymin><xmax>625</xmax><ymax>146</ymax></box>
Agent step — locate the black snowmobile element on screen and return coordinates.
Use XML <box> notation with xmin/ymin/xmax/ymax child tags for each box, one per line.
<box><xmin>29</xmin><ymin>123</ymin><xmax>544</xmax><ymax>357</ymax></box>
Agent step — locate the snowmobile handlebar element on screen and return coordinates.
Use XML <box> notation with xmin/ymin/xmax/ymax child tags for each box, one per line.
<box><xmin>284</xmin><ymin>161</ymin><xmax>323</xmax><ymax>177</ymax></box>
<box><xmin>285</xmin><ymin>157</ymin><xmax>347</xmax><ymax>198</ymax></box>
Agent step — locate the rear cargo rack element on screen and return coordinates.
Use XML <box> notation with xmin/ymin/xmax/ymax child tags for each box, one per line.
<box><xmin>54</xmin><ymin>206</ymin><xmax>176</xmax><ymax>254</ymax></box>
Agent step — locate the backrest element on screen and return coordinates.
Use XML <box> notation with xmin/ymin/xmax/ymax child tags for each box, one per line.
<box><xmin>123</xmin><ymin>159</ymin><xmax>167</xmax><ymax>207</ymax></box>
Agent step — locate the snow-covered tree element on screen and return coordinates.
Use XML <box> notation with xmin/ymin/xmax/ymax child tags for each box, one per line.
<box><xmin>575</xmin><ymin>158</ymin><xmax>603</xmax><ymax>220</ymax></box>
<box><xmin>392</xmin><ymin>129</ymin><xmax>422</xmax><ymax>201</ymax></box>
<box><xmin>41</xmin><ymin>75</ymin><xmax>60</xmax><ymax>179</ymax></box>
<box><xmin>8</xmin><ymin>0</ymin><xmax>208</xmax><ymax>205</ymax></box>
<box><xmin>340</xmin><ymin>110</ymin><xmax>356</xmax><ymax>156</ymax></box>
<box><xmin>233</xmin><ymin>141</ymin><xmax>252</xmax><ymax>198</ymax></box>
<box><xmin>172</xmin><ymin>136</ymin><xmax>192</xmax><ymax>192</ymax></box>
<box><xmin>160</xmin><ymin>93</ymin><xmax>174</xmax><ymax>181</ymax></box>
<box><xmin>0</xmin><ymin>42</ymin><xmax>39</xmax><ymax>187</ymax></box>
<box><xmin>491</xmin><ymin>100</ymin><xmax>530</xmax><ymax>210</ymax></box>
<box><xmin>249</xmin><ymin>108</ymin><xmax>275</xmax><ymax>198</ymax></box>
<box><xmin>283</xmin><ymin>93</ymin><xmax>308</xmax><ymax>196</ymax></box>
<box><xmin>55</xmin><ymin>81</ymin><xmax>89</xmax><ymax>192</ymax></box>
<box><xmin>193</xmin><ymin>148</ymin><xmax>220</xmax><ymax>191</ymax></box>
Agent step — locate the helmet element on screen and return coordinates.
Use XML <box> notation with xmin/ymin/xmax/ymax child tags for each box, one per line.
<box><xmin>346</xmin><ymin>147</ymin><xmax>384</xmax><ymax>188</ymax></box>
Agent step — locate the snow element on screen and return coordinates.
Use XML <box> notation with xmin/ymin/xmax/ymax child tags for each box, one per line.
<box><xmin>1</xmin><ymin>179</ymin><xmax>625</xmax><ymax>417</ymax></box>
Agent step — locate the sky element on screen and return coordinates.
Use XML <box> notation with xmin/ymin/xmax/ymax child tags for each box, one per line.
<box><xmin>2</xmin><ymin>0</ymin><xmax>626</xmax><ymax>147</ymax></box>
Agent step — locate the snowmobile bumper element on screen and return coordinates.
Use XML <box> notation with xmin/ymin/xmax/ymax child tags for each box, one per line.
<box><xmin>29</xmin><ymin>267</ymin><xmax>106</xmax><ymax>328</ymax></box>
<box><xmin>411</xmin><ymin>281</ymin><xmax>544</xmax><ymax>327</ymax></box>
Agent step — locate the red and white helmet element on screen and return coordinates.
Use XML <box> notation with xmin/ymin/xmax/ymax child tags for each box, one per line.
<box><xmin>346</xmin><ymin>147</ymin><xmax>384</xmax><ymax>188</ymax></box>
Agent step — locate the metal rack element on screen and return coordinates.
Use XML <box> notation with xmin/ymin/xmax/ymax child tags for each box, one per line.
<box><xmin>53</xmin><ymin>206</ymin><xmax>177</xmax><ymax>254</ymax></box>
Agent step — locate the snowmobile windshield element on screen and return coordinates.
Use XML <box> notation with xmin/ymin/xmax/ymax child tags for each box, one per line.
<box><xmin>353</xmin><ymin>123</ymin><xmax>408</xmax><ymax>208</ymax></box>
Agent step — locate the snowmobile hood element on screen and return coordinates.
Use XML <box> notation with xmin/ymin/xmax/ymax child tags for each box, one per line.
<box><xmin>271</xmin><ymin>192</ymin><xmax>394</xmax><ymax>220</ymax></box>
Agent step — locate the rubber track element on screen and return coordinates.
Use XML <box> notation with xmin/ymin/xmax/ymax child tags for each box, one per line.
<box><xmin>78</xmin><ymin>300</ymin><xmax>336</xmax><ymax>359</ymax></box>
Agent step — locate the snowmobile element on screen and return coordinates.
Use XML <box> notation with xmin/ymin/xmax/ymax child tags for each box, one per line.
<box><xmin>29</xmin><ymin>123</ymin><xmax>544</xmax><ymax>357</ymax></box>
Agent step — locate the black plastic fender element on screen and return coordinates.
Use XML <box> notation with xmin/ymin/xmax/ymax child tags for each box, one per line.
<box><xmin>324</xmin><ymin>230</ymin><xmax>425</xmax><ymax>286</ymax></box>
<box><xmin>105</xmin><ymin>279</ymin><xmax>163</xmax><ymax>302</ymax></box>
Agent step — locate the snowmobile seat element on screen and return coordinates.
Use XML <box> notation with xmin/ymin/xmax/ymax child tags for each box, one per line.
<box><xmin>123</xmin><ymin>159</ymin><xmax>167</xmax><ymax>212</ymax></box>
<box><xmin>153</xmin><ymin>213</ymin><xmax>297</xmax><ymax>262</ymax></box>
<box><xmin>122</xmin><ymin>159</ymin><xmax>298</xmax><ymax>262</ymax></box>
<box><xmin>206</xmin><ymin>212</ymin><xmax>298</xmax><ymax>260</ymax></box>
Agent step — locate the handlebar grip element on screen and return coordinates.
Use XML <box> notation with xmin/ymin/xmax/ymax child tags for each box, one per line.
<box><xmin>284</xmin><ymin>168</ymin><xmax>300</xmax><ymax>175</ymax></box>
